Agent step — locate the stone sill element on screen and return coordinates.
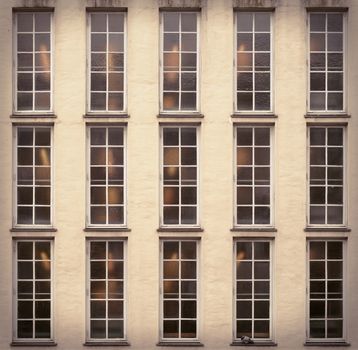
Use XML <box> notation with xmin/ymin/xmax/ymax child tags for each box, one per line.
<box><xmin>158</xmin><ymin>227</ymin><xmax>203</xmax><ymax>232</ymax></box>
<box><xmin>157</xmin><ymin>113</ymin><xmax>204</xmax><ymax>119</ymax></box>
<box><xmin>84</xmin><ymin>113</ymin><xmax>129</xmax><ymax>118</ymax></box>
<box><xmin>231</xmin><ymin>227</ymin><xmax>277</xmax><ymax>232</ymax></box>
<box><xmin>305</xmin><ymin>227</ymin><xmax>351</xmax><ymax>232</ymax></box>
<box><xmin>231</xmin><ymin>341</ymin><xmax>277</xmax><ymax>347</ymax></box>
<box><xmin>157</xmin><ymin>341</ymin><xmax>203</xmax><ymax>347</ymax></box>
<box><xmin>304</xmin><ymin>342</ymin><xmax>350</xmax><ymax>347</ymax></box>
<box><xmin>11</xmin><ymin>341</ymin><xmax>57</xmax><ymax>347</ymax></box>
<box><xmin>83</xmin><ymin>341</ymin><xmax>130</xmax><ymax>346</ymax></box>
<box><xmin>231</xmin><ymin>113</ymin><xmax>277</xmax><ymax>118</ymax></box>
<box><xmin>84</xmin><ymin>227</ymin><xmax>131</xmax><ymax>232</ymax></box>
<box><xmin>305</xmin><ymin>113</ymin><xmax>350</xmax><ymax>119</ymax></box>
<box><xmin>11</xmin><ymin>228</ymin><xmax>57</xmax><ymax>233</ymax></box>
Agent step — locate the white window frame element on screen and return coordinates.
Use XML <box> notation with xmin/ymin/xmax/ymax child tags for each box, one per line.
<box><xmin>86</xmin><ymin>239</ymin><xmax>127</xmax><ymax>342</ymax></box>
<box><xmin>233</xmin><ymin>239</ymin><xmax>273</xmax><ymax>342</ymax></box>
<box><xmin>86</xmin><ymin>125</ymin><xmax>127</xmax><ymax>228</ymax></box>
<box><xmin>13</xmin><ymin>239</ymin><xmax>54</xmax><ymax>342</ymax></box>
<box><xmin>13</xmin><ymin>11</ymin><xmax>54</xmax><ymax>114</ymax></box>
<box><xmin>306</xmin><ymin>239</ymin><xmax>346</xmax><ymax>343</ymax></box>
<box><xmin>234</xmin><ymin>11</ymin><xmax>273</xmax><ymax>113</ymax></box>
<box><xmin>307</xmin><ymin>12</ymin><xmax>346</xmax><ymax>113</ymax></box>
<box><xmin>87</xmin><ymin>11</ymin><xmax>127</xmax><ymax>114</ymax></box>
<box><xmin>159</xmin><ymin>239</ymin><xmax>200</xmax><ymax>342</ymax></box>
<box><xmin>160</xmin><ymin>11</ymin><xmax>200</xmax><ymax>113</ymax></box>
<box><xmin>160</xmin><ymin>125</ymin><xmax>200</xmax><ymax>228</ymax></box>
<box><xmin>307</xmin><ymin>126</ymin><xmax>346</xmax><ymax>227</ymax></box>
<box><xmin>13</xmin><ymin>125</ymin><xmax>54</xmax><ymax>228</ymax></box>
<box><xmin>234</xmin><ymin>125</ymin><xmax>274</xmax><ymax>228</ymax></box>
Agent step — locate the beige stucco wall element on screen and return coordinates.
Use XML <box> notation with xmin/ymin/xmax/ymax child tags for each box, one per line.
<box><xmin>0</xmin><ymin>0</ymin><xmax>357</xmax><ymax>349</ymax></box>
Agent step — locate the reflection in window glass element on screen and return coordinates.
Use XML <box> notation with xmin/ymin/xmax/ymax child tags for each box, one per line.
<box><xmin>309</xmin><ymin>127</ymin><xmax>344</xmax><ymax>225</ymax></box>
<box><xmin>16</xmin><ymin>12</ymin><xmax>52</xmax><ymax>112</ymax></box>
<box><xmin>88</xmin><ymin>127</ymin><xmax>125</xmax><ymax>226</ymax></box>
<box><xmin>236</xmin><ymin>127</ymin><xmax>272</xmax><ymax>226</ymax></box>
<box><xmin>235</xmin><ymin>241</ymin><xmax>271</xmax><ymax>341</ymax></box>
<box><xmin>161</xmin><ymin>240</ymin><xmax>198</xmax><ymax>340</ymax></box>
<box><xmin>309</xmin><ymin>13</ymin><xmax>344</xmax><ymax>111</ymax></box>
<box><xmin>236</xmin><ymin>12</ymin><xmax>272</xmax><ymax>111</ymax></box>
<box><xmin>89</xmin><ymin>13</ymin><xmax>125</xmax><ymax>112</ymax></box>
<box><xmin>16</xmin><ymin>127</ymin><xmax>52</xmax><ymax>226</ymax></box>
<box><xmin>15</xmin><ymin>241</ymin><xmax>52</xmax><ymax>340</ymax></box>
<box><xmin>88</xmin><ymin>240</ymin><xmax>125</xmax><ymax>340</ymax></box>
<box><xmin>162</xmin><ymin>127</ymin><xmax>198</xmax><ymax>226</ymax></box>
<box><xmin>308</xmin><ymin>241</ymin><xmax>344</xmax><ymax>340</ymax></box>
<box><xmin>162</xmin><ymin>12</ymin><xmax>198</xmax><ymax>111</ymax></box>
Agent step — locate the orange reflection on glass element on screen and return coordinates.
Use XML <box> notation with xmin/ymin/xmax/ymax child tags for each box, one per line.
<box><xmin>108</xmin><ymin>187</ymin><xmax>123</xmax><ymax>204</ymax></box>
<box><xmin>38</xmin><ymin>148</ymin><xmax>50</xmax><ymax>166</ymax></box>
<box><xmin>164</xmin><ymin>148</ymin><xmax>179</xmax><ymax>165</ymax></box>
<box><xmin>237</xmin><ymin>53</ymin><xmax>252</xmax><ymax>70</ymax></box>
<box><xmin>237</xmin><ymin>148</ymin><xmax>251</xmax><ymax>166</ymax></box>
<box><xmin>38</xmin><ymin>50</ymin><xmax>50</xmax><ymax>70</ymax></box>
<box><xmin>164</xmin><ymin>187</ymin><xmax>178</xmax><ymax>205</ymax></box>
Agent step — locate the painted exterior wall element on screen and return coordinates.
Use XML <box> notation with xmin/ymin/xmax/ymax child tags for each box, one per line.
<box><xmin>0</xmin><ymin>0</ymin><xmax>357</xmax><ymax>349</ymax></box>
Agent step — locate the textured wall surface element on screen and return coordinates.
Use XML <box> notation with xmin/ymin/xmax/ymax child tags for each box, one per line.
<box><xmin>0</xmin><ymin>0</ymin><xmax>357</xmax><ymax>349</ymax></box>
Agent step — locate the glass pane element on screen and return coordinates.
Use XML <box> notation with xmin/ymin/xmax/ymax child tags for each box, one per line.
<box><xmin>164</xmin><ymin>241</ymin><xmax>179</xmax><ymax>259</ymax></box>
<box><xmin>327</xmin><ymin>14</ymin><xmax>343</xmax><ymax>32</ymax></box>
<box><xmin>328</xmin><ymin>33</ymin><xmax>343</xmax><ymax>51</ymax></box>
<box><xmin>255</xmin><ymin>53</ymin><xmax>270</xmax><ymax>71</ymax></box>
<box><xmin>237</xmin><ymin>281</ymin><xmax>252</xmax><ymax>299</ymax></box>
<box><xmin>18</xmin><ymin>53</ymin><xmax>33</xmax><ymax>71</ymax></box>
<box><xmin>18</xmin><ymin>242</ymin><xmax>33</xmax><ymax>260</ymax></box>
<box><xmin>163</xmin><ymin>261</ymin><xmax>179</xmax><ymax>279</ymax></box>
<box><xmin>236</xmin><ymin>261</ymin><xmax>252</xmax><ymax>279</ymax></box>
<box><xmin>181</xmin><ymin>207</ymin><xmax>196</xmax><ymax>224</ymax></box>
<box><xmin>181</xmin><ymin>73</ymin><xmax>196</xmax><ymax>91</ymax></box>
<box><xmin>164</xmin><ymin>52</ymin><xmax>179</xmax><ymax>71</ymax></box>
<box><xmin>181</xmin><ymin>33</ymin><xmax>196</xmax><ymax>51</ymax></box>
<box><xmin>310</xmin><ymin>187</ymin><xmax>325</xmax><ymax>204</ymax></box>
<box><xmin>237</xmin><ymin>187</ymin><xmax>252</xmax><ymax>205</ymax></box>
<box><xmin>254</xmin><ymin>320</ymin><xmax>269</xmax><ymax>339</ymax></box>
<box><xmin>35</xmin><ymin>301</ymin><xmax>50</xmax><ymax>318</ymax></box>
<box><xmin>310</xmin><ymin>320</ymin><xmax>325</xmax><ymax>338</ymax></box>
<box><xmin>35</xmin><ymin>207</ymin><xmax>50</xmax><ymax>225</ymax></box>
<box><xmin>35</xmin><ymin>320</ymin><xmax>50</xmax><ymax>338</ymax></box>
<box><xmin>310</xmin><ymin>261</ymin><xmax>325</xmax><ymax>279</ymax></box>
<box><xmin>108</xmin><ymin>320</ymin><xmax>124</xmax><ymax>338</ymax></box>
<box><xmin>35</xmin><ymin>261</ymin><xmax>51</xmax><ymax>279</ymax></box>
<box><xmin>108</xmin><ymin>281</ymin><xmax>123</xmax><ymax>299</ymax></box>
<box><xmin>91</xmin><ymin>242</ymin><xmax>106</xmax><ymax>259</ymax></box>
<box><xmin>91</xmin><ymin>93</ymin><xmax>106</xmax><ymax>110</ymax></box>
<box><xmin>181</xmin><ymin>320</ymin><xmax>196</xmax><ymax>338</ymax></box>
<box><xmin>255</xmin><ymin>34</ymin><xmax>270</xmax><ymax>51</ymax></box>
<box><xmin>327</xmin><ymin>300</ymin><xmax>342</xmax><ymax>318</ymax></box>
<box><xmin>91</xmin><ymin>14</ymin><xmax>106</xmax><ymax>32</ymax></box>
<box><xmin>163</xmin><ymin>320</ymin><xmax>179</xmax><ymax>338</ymax></box>
<box><xmin>254</xmin><ymin>262</ymin><xmax>269</xmax><ymax>279</ymax></box>
<box><xmin>91</xmin><ymin>34</ymin><xmax>106</xmax><ymax>51</ymax></box>
<box><xmin>108</xmin><ymin>73</ymin><xmax>123</xmax><ymax>91</ymax></box>
<box><xmin>237</xmin><ymin>53</ymin><xmax>252</xmax><ymax>71</ymax></box>
<box><xmin>327</xmin><ymin>261</ymin><xmax>342</xmax><ymax>279</ymax></box>
<box><xmin>255</xmin><ymin>148</ymin><xmax>270</xmax><ymax>165</ymax></box>
<box><xmin>255</xmin><ymin>93</ymin><xmax>270</xmax><ymax>110</ymax></box>
<box><xmin>35</xmin><ymin>187</ymin><xmax>50</xmax><ymax>205</ymax></box>
<box><xmin>328</xmin><ymin>53</ymin><xmax>343</xmax><ymax>71</ymax></box>
<box><xmin>327</xmin><ymin>241</ymin><xmax>342</xmax><ymax>259</ymax></box>
<box><xmin>237</xmin><ymin>128</ymin><xmax>252</xmax><ymax>146</ymax></box>
<box><xmin>237</xmin><ymin>147</ymin><xmax>252</xmax><ymax>166</ymax></box>
<box><xmin>254</xmin><ymin>242</ymin><xmax>269</xmax><ymax>260</ymax></box>
<box><xmin>16</xmin><ymin>304</ymin><xmax>33</xmax><ymax>325</ymax></box>
<box><xmin>108</xmin><ymin>53</ymin><xmax>124</xmax><ymax>71</ymax></box>
<box><xmin>18</xmin><ymin>207</ymin><xmax>33</xmax><ymax>225</ymax></box>
<box><xmin>255</xmin><ymin>13</ymin><xmax>270</xmax><ymax>32</ymax></box>
<box><xmin>181</xmin><ymin>242</ymin><xmax>196</xmax><ymax>259</ymax></box>
<box><xmin>237</xmin><ymin>242</ymin><xmax>252</xmax><ymax>260</ymax></box>
<box><xmin>328</xmin><ymin>73</ymin><xmax>343</xmax><ymax>91</ymax></box>
<box><xmin>108</xmin><ymin>261</ymin><xmax>123</xmax><ymax>279</ymax></box>
<box><xmin>163</xmin><ymin>207</ymin><xmax>179</xmax><ymax>225</ymax></box>
<box><xmin>237</xmin><ymin>92</ymin><xmax>253</xmax><ymax>110</ymax></box>
<box><xmin>18</xmin><ymin>281</ymin><xmax>33</xmax><ymax>299</ymax></box>
<box><xmin>91</xmin><ymin>281</ymin><xmax>106</xmax><ymax>299</ymax></box>
<box><xmin>310</xmin><ymin>300</ymin><xmax>325</xmax><ymax>318</ymax></box>
<box><xmin>109</xmin><ymin>34</ymin><xmax>124</xmax><ymax>52</ymax></box>
<box><xmin>164</xmin><ymin>13</ymin><xmax>179</xmax><ymax>32</ymax></box>
<box><xmin>310</xmin><ymin>241</ymin><xmax>325</xmax><ymax>259</ymax></box>
<box><xmin>328</xmin><ymin>92</ymin><xmax>343</xmax><ymax>110</ymax></box>
<box><xmin>164</xmin><ymin>187</ymin><xmax>179</xmax><ymax>205</ymax></box>
<box><xmin>310</xmin><ymin>128</ymin><xmax>325</xmax><ymax>145</ymax></box>
<box><xmin>310</xmin><ymin>14</ymin><xmax>326</xmax><ymax>32</ymax></box>
<box><xmin>181</xmin><ymin>13</ymin><xmax>196</xmax><ymax>32</ymax></box>
<box><xmin>91</xmin><ymin>261</ymin><xmax>106</xmax><ymax>279</ymax></box>
<box><xmin>237</xmin><ymin>206</ymin><xmax>252</xmax><ymax>225</ymax></box>
<box><xmin>181</xmin><ymin>93</ymin><xmax>196</xmax><ymax>110</ymax></box>
<box><xmin>181</xmin><ymin>261</ymin><xmax>196</xmax><ymax>279</ymax></box>
<box><xmin>254</xmin><ymin>281</ymin><xmax>269</xmax><ymax>299</ymax></box>
<box><xmin>254</xmin><ymin>300</ymin><xmax>269</xmax><ymax>318</ymax></box>
<box><xmin>18</xmin><ymin>187</ymin><xmax>33</xmax><ymax>205</ymax></box>
<box><xmin>255</xmin><ymin>73</ymin><xmax>270</xmax><ymax>91</ymax></box>
<box><xmin>108</xmin><ymin>300</ymin><xmax>123</xmax><ymax>318</ymax></box>
<box><xmin>310</xmin><ymin>33</ymin><xmax>325</xmax><ymax>51</ymax></box>
<box><xmin>163</xmin><ymin>92</ymin><xmax>179</xmax><ymax>110</ymax></box>
<box><xmin>35</xmin><ymin>13</ymin><xmax>51</xmax><ymax>32</ymax></box>
<box><xmin>310</xmin><ymin>92</ymin><xmax>325</xmax><ymax>110</ymax></box>
<box><xmin>18</xmin><ymin>73</ymin><xmax>33</xmax><ymax>91</ymax></box>
<box><xmin>237</xmin><ymin>33</ymin><xmax>253</xmax><ymax>51</ymax></box>
<box><xmin>35</xmin><ymin>242</ymin><xmax>50</xmax><ymax>260</ymax></box>
<box><xmin>237</xmin><ymin>13</ymin><xmax>253</xmax><ymax>32</ymax></box>
<box><xmin>164</xmin><ymin>33</ymin><xmax>179</xmax><ymax>51</ymax></box>
<box><xmin>181</xmin><ymin>281</ymin><xmax>196</xmax><ymax>298</ymax></box>
<box><xmin>237</xmin><ymin>72</ymin><xmax>252</xmax><ymax>91</ymax></box>
<box><xmin>255</xmin><ymin>187</ymin><xmax>270</xmax><ymax>205</ymax></box>
<box><xmin>108</xmin><ymin>14</ymin><xmax>124</xmax><ymax>32</ymax></box>
<box><xmin>35</xmin><ymin>34</ymin><xmax>50</xmax><ymax>51</ymax></box>
<box><xmin>310</xmin><ymin>281</ymin><xmax>325</xmax><ymax>299</ymax></box>
<box><xmin>237</xmin><ymin>300</ymin><xmax>252</xmax><ymax>318</ymax></box>
<box><xmin>164</xmin><ymin>281</ymin><xmax>179</xmax><ymax>299</ymax></box>
<box><xmin>236</xmin><ymin>320</ymin><xmax>252</xmax><ymax>338</ymax></box>
<box><xmin>18</xmin><ymin>34</ymin><xmax>33</xmax><ymax>52</ymax></box>
<box><xmin>164</xmin><ymin>300</ymin><xmax>179</xmax><ymax>318</ymax></box>
<box><xmin>108</xmin><ymin>206</ymin><xmax>124</xmax><ymax>225</ymax></box>
<box><xmin>164</xmin><ymin>72</ymin><xmax>179</xmax><ymax>90</ymax></box>
<box><xmin>91</xmin><ymin>320</ymin><xmax>106</xmax><ymax>339</ymax></box>
<box><xmin>108</xmin><ymin>241</ymin><xmax>123</xmax><ymax>260</ymax></box>
<box><xmin>17</xmin><ymin>13</ymin><xmax>33</xmax><ymax>32</ymax></box>
<box><xmin>327</xmin><ymin>320</ymin><xmax>343</xmax><ymax>338</ymax></box>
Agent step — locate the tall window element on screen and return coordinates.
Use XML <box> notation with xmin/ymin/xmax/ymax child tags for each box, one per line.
<box><xmin>160</xmin><ymin>240</ymin><xmax>198</xmax><ymax>341</ymax></box>
<box><xmin>161</xmin><ymin>12</ymin><xmax>199</xmax><ymax>112</ymax></box>
<box><xmin>308</xmin><ymin>127</ymin><xmax>344</xmax><ymax>226</ymax></box>
<box><xmin>235</xmin><ymin>240</ymin><xmax>272</xmax><ymax>341</ymax></box>
<box><xmin>15</xmin><ymin>12</ymin><xmax>52</xmax><ymax>112</ymax></box>
<box><xmin>309</xmin><ymin>13</ymin><xmax>344</xmax><ymax>112</ymax></box>
<box><xmin>14</xmin><ymin>240</ymin><xmax>53</xmax><ymax>341</ymax></box>
<box><xmin>87</xmin><ymin>240</ymin><xmax>126</xmax><ymax>341</ymax></box>
<box><xmin>87</xmin><ymin>126</ymin><xmax>126</xmax><ymax>227</ymax></box>
<box><xmin>307</xmin><ymin>240</ymin><xmax>345</xmax><ymax>341</ymax></box>
<box><xmin>89</xmin><ymin>12</ymin><xmax>126</xmax><ymax>112</ymax></box>
<box><xmin>236</xmin><ymin>12</ymin><xmax>272</xmax><ymax>112</ymax></box>
<box><xmin>235</xmin><ymin>126</ymin><xmax>272</xmax><ymax>226</ymax></box>
<box><xmin>15</xmin><ymin>126</ymin><xmax>52</xmax><ymax>227</ymax></box>
<box><xmin>161</xmin><ymin>126</ymin><xmax>198</xmax><ymax>227</ymax></box>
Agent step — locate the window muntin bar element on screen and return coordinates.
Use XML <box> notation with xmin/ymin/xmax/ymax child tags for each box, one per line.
<box><xmin>308</xmin><ymin>127</ymin><xmax>345</xmax><ymax>226</ymax></box>
<box><xmin>235</xmin><ymin>240</ymin><xmax>272</xmax><ymax>341</ymax></box>
<box><xmin>161</xmin><ymin>12</ymin><xmax>199</xmax><ymax>112</ymax></box>
<box><xmin>15</xmin><ymin>126</ymin><xmax>52</xmax><ymax>227</ymax></box>
<box><xmin>87</xmin><ymin>240</ymin><xmax>126</xmax><ymax>341</ymax></box>
<box><xmin>308</xmin><ymin>240</ymin><xmax>345</xmax><ymax>341</ymax></box>
<box><xmin>14</xmin><ymin>240</ymin><xmax>53</xmax><ymax>341</ymax></box>
<box><xmin>89</xmin><ymin>13</ymin><xmax>126</xmax><ymax>112</ymax></box>
<box><xmin>161</xmin><ymin>126</ymin><xmax>198</xmax><ymax>226</ymax></box>
<box><xmin>15</xmin><ymin>12</ymin><xmax>53</xmax><ymax>112</ymax></box>
<box><xmin>88</xmin><ymin>126</ymin><xmax>126</xmax><ymax>227</ymax></box>
<box><xmin>309</xmin><ymin>13</ymin><xmax>345</xmax><ymax>112</ymax></box>
<box><xmin>161</xmin><ymin>240</ymin><xmax>198</xmax><ymax>341</ymax></box>
<box><xmin>235</xmin><ymin>126</ymin><xmax>272</xmax><ymax>226</ymax></box>
<box><xmin>236</xmin><ymin>12</ymin><xmax>272</xmax><ymax>112</ymax></box>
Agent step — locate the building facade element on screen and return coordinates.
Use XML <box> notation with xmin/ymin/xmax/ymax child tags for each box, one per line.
<box><xmin>0</xmin><ymin>0</ymin><xmax>358</xmax><ymax>349</ymax></box>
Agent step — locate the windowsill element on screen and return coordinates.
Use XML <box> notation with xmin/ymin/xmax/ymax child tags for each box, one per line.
<box><xmin>83</xmin><ymin>341</ymin><xmax>130</xmax><ymax>346</ymax></box>
<box><xmin>157</xmin><ymin>341</ymin><xmax>204</xmax><ymax>347</ymax></box>
<box><xmin>231</xmin><ymin>227</ymin><xmax>277</xmax><ymax>232</ymax></box>
<box><xmin>84</xmin><ymin>227</ymin><xmax>131</xmax><ymax>232</ymax></box>
<box><xmin>305</xmin><ymin>113</ymin><xmax>350</xmax><ymax>119</ymax></box>
<box><xmin>11</xmin><ymin>341</ymin><xmax>57</xmax><ymax>347</ymax></box>
<box><xmin>11</xmin><ymin>113</ymin><xmax>57</xmax><ymax>118</ymax></box>
<box><xmin>11</xmin><ymin>227</ymin><xmax>57</xmax><ymax>233</ymax></box>
<box><xmin>231</xmin><ymin>341</ymin><xmax>277</xmax><ymax>347</ymax></box>
<box><xmin>304</xmin><ymin>341</ymin><xmax>350</xmax><ymax>347</ymax></box>
<box><xmin>157</xmin><ymin>113</ymin><xmax>204</xmax><ymax>119</ymax></box>
<box><xmin>157</xmin><ymin>227</ymin><xmax>203</xmax><ymax>232</ymax></box>
<box><xmin>231</xmin><ymin>113</ymin><xmax>277</xmax><ymax>118</ymax></box>
<box><xmin>83</xmin><ymin>113</ymin><xmax>129</xmax><ymax>118</ymax></box>
<box><xmin>305</xmin><ymin>227</ymin><xmax>351</xmax><ymax>232</ymax></box>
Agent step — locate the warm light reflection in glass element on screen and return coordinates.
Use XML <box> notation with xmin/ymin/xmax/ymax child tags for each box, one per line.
<box><xmin>164</xmin><ymin>148</ymin><xmax>179</xmax><ymax>165</ymax></box>
<box><xmin>237</xmin><ymin>149</ymin><xmax>251</xmax><ymax>165</ymax></box>
<box><xmin>164</xmin><ymin>188</ymin><xmax>178</xmax><ymax>205</ymax></box>
<box><xmin>39</xmin><ymin>48</ymin><xmax>50</xmax><ymax>70</ymax></box>
<box><xmin>39</xmin><ymin>148</ymin><xmax>50</xmax><ymax>165</ymax></box>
